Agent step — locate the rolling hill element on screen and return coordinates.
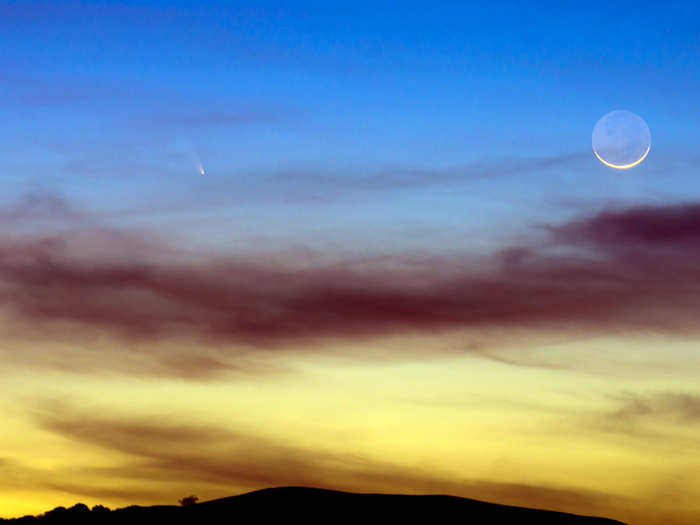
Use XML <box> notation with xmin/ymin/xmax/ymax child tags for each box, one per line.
<box><xmin>2</xmin><ymin>486</ymin><xmax>627</xmax><ymax>524</ymax></box>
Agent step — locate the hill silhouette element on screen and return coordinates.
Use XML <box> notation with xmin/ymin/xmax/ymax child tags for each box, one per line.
<box><xmin>1</xmin><ymin>486</ymin><xmax>627</xmax><ymax>524</ymax></box>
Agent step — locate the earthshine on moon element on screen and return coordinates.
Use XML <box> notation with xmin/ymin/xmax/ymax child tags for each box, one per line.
<box><xmin>592</xmin><ymin>110</ymin><xmax>651</xmax><ymax>169</ymax></box>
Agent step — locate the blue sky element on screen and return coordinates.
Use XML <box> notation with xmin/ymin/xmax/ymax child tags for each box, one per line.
<box><xmin>1</xmin><ymin>1</ymin><xmax>699</xmax><ymax>250</ymax></box>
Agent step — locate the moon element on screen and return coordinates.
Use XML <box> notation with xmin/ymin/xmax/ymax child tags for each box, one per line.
<box><xmin>592</xmin><ymin>110</ymin><xmax>651</xmax><ymax>169</ymax></box>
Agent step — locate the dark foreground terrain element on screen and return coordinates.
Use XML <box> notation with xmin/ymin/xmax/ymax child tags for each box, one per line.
<box><xmin>2</xmin><ymin>486</ymin><xmax>627</xmax><ymax>524</ymax></box>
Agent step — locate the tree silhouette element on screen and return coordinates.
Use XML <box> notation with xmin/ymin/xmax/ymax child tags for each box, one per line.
<box><xmin>178</xmin><ymin>495</ymin><xmax>199</xmax><ymax>507</ymax></box>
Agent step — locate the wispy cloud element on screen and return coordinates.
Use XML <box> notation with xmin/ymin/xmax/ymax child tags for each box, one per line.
<box><xmin>145</xmin><ymin>109</ymin><xmax>292</xmax><ymax>128</ymax></box>
<box><xmin>264</xmin><ymin>152</ymin><xmax>588</xmax><ymax>200</ymax></box>
<box><xmin>574</xmin><ymin>391</ymin><xmax>700</xmax><ymax>456</ymax></box>
<box><xmin>2</xmin><ymin>196</ymin><xmax>700</xmax><ymax>377</ymax></box>
<box><xmin>550</xmin><ymin>202</ymin><xmax>700</xmax><ymax>248</ymax></box>
<box><xmin>0</xmin><ymin>68</ymin><xmax>125</xmax><ymax>107</ymax></box>
<box><xmin>608</xmin><ymin>392</ymin><xmax>700</xmax><ymax>426</ymax></box>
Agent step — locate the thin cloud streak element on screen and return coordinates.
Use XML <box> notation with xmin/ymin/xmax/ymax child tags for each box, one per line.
<box><xmin>146</xmin><ymin>109</ymin><xmax>292</xmax><ymax>128</ymax></box>
<box><xmin>265</xmin><ymin>152</ymin><xmax>588</xmax><ymax>200</ymax></box>
<box><xmin>609</xmin><ymin>391</ymin><xmax>700</xmax><ymax>426</ymax></box>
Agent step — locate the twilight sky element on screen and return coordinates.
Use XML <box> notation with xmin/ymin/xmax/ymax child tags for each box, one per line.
<box><xmin>2</xmin><ymin>2</ymin><xmax>700</xmax><ymax>524</ymax></box>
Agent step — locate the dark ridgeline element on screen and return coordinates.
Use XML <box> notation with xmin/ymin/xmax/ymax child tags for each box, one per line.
<box><xmin>1</xmin><ymin>487</ymin><xmax>627</xmax><ymax>524</ymax></box>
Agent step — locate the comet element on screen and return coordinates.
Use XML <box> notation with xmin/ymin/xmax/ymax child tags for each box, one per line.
<box><xmin>195</xmin><ymin>156</ymin><xmax>205</xmax><ymax>176</ymax></box>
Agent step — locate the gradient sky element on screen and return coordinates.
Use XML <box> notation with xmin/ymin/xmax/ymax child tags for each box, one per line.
<box><xmin>2</xmin><ymin>2</ymin><xmax>700</xmax><ymax>524</ymax></box>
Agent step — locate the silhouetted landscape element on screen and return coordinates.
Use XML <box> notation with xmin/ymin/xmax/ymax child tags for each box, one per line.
<box><xmin>1</xmin><ymin>487</ymin><xmax>627</xmax><ymax>524</ymax></box>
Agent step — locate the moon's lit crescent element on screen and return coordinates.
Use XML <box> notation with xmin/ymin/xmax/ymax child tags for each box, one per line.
<box><xmin>593</xmin><ymin>144</ymin><xmax>650</xmax><ymax>170</ymax></box>
<box><xmin>592</xmin><ymin>110</ymin><xmax>651</xmax><ymax>169</ymax></box>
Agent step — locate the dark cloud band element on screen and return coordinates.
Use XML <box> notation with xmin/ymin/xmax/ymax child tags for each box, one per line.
<box><xmin>2</xmin><ymin>197</ymin><xmax>700</xmax><ymax>377</ymax></box>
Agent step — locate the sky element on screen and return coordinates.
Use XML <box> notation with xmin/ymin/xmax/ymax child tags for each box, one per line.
<box><xmin>1</xmin><ymin>2</ymin><xmax>700</xmax><ymax>524</ymax></box>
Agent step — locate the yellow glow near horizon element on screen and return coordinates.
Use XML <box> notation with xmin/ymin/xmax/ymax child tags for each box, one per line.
<box><xmin>1</xmin><ymin>333</ymin><xmax>700</xmax><ymax>524</ymax></box>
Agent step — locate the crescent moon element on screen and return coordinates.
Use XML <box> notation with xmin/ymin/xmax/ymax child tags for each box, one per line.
<box><xmin>593</xmin><ymin>144</ymin><xmax>650</xmax><ymax>170</ymax></box>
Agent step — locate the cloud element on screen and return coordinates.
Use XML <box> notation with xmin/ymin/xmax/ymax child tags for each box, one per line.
<box><xmin>147</xmin><ymin>109</ymin><xmax>290</xmax><ymax>128</ymax></box>
<box><xmin>0</xmin><ymin>69</ymin><xmax>122</xmax><ymax>107</ymax></box>
<box><xmin>550</xmin><ymin>203</ymin><xmax>700</xmax><ymax>249</ymax></box>
<box><xmin>265</xmin><ymin>153</ymin><xmax>587</xmax><ymax>199</ymax></box>
<box><xmin>2</xmin><ymin>197</ymin><xmax>700</xmax><ymax>377</ymax></box>
<box><xmin>609</xmin><ymin>392</ymin><xmax>700</xmax><ymax>426</ymax></box>
<box><xmin>0</xmin><ymin>455</ymin><xmax>163</xmax><ymax>504</ymax></box>
<box><xmin>574</xmin><ymin>391</ymin><xmax>700</xmax><ymax>457</ymax></box>
<box><xmin>29</xmin><ymin>403</ymin><xmax>628</xmax><ymax>521</ymax></box>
